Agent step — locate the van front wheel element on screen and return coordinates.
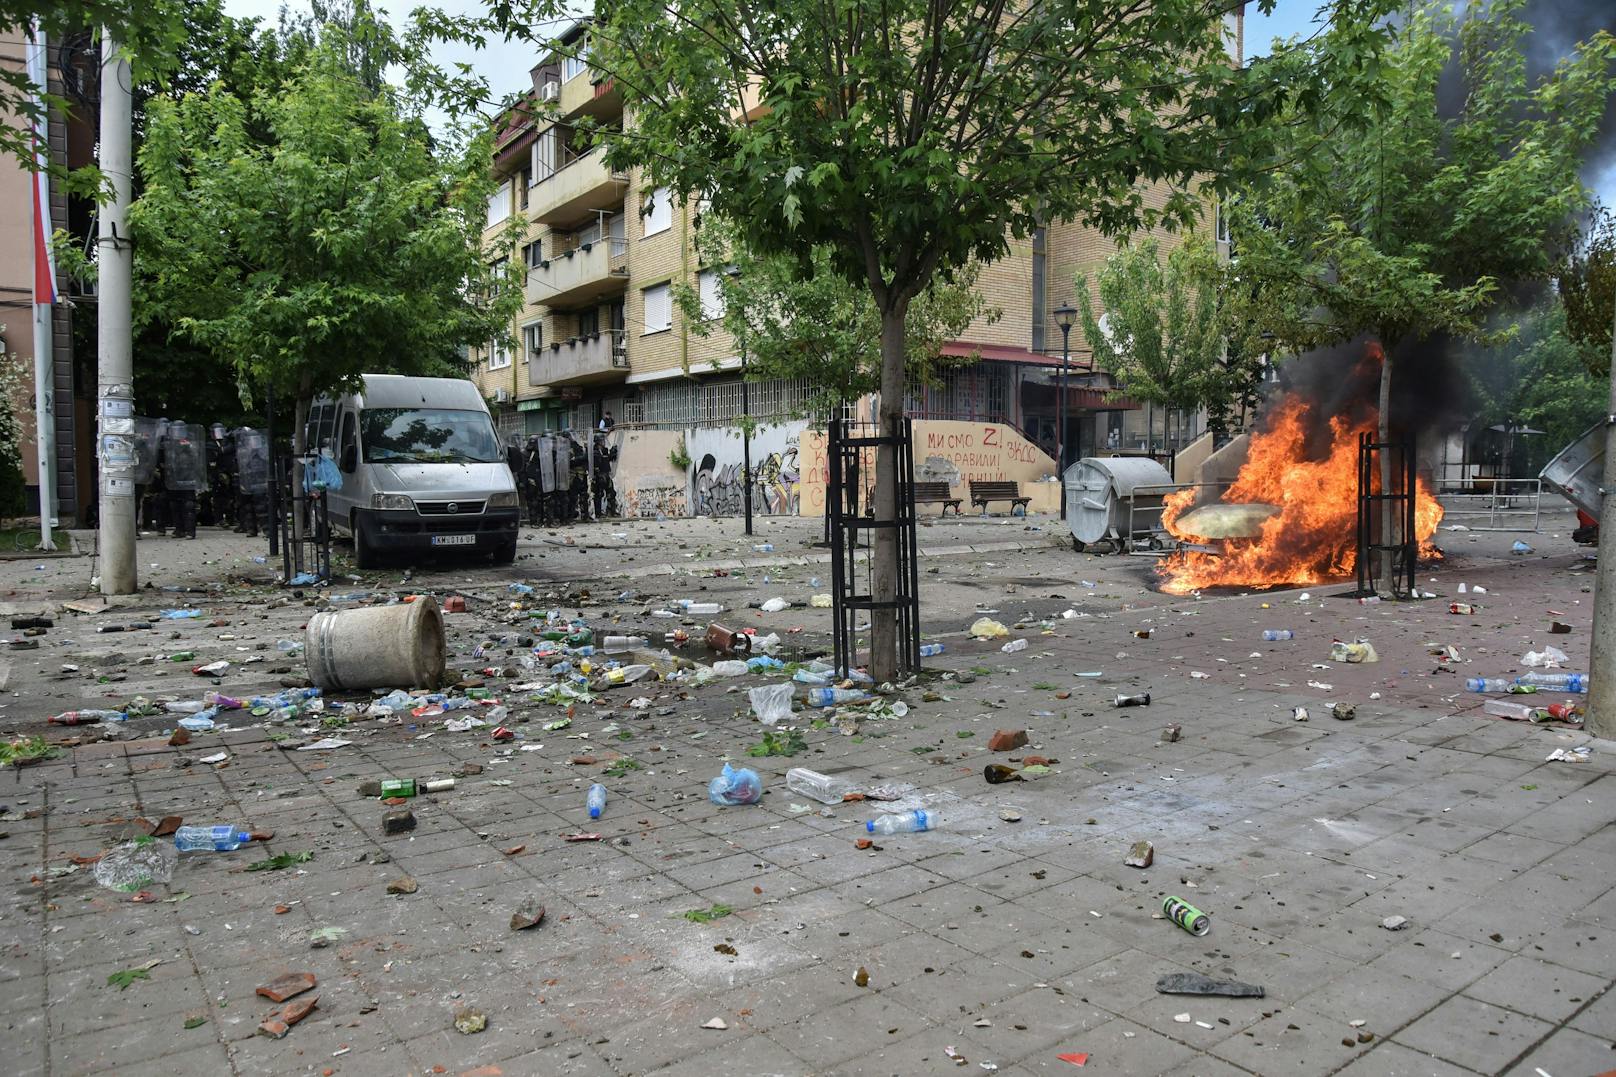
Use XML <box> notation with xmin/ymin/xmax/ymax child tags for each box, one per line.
<box><xmin>492</xmin><ymin>538</ymin><xmax>516</xmax><ymax>566</ymax></box>
<box><xmin>352</xmin><ymin>512</ymin><xmax>377</xmax><ymax>569</ymax></box>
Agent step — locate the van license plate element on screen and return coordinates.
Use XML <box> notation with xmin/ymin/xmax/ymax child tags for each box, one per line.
<box><xmin>431</xmin><ymin>535</ymin><xmax>477</xmax><ymax>547</ymax></box>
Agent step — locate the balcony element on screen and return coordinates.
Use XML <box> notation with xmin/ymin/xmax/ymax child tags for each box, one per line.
<box><xmin>529</xmin><ymin>330</ymin><xmax>629</xmax><ymax>388</ymax></box>
<box><xmin>530</xmin><ymin>145</ymin><xmax>628</xmax><ymax>226</ymax></box>
<box><xmin>560</xmin><ymin>72</ymin><xmax>623</xmax><ymax>123</ymax></box>
<box><xmin>527</xmin><ymin>237</ymin><xmax>629</xmax><ymax>308</ymax></box>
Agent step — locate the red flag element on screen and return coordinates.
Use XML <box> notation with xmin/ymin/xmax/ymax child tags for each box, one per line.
<box><xmin>26</xmin><ymin>25</ymin><xmax>56</xmax><ymax>306</ymax></box>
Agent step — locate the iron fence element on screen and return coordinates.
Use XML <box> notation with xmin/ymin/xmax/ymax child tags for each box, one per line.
<box><xmin>1437</xmin><ymin>478</ymin><xmax>1542</xmax><ymax>532</ymax></box>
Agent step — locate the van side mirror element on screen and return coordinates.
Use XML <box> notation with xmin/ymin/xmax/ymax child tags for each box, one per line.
<box><xmin>340</xmin><ymin>444</ymin><xmax>358</xmax><ymax>473</ymax></box>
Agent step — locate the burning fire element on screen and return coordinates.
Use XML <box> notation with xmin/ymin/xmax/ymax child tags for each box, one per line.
<box><xmin>1157</xmin><ymin>392</ymin><xmax>1443</xmax><ymax>594</ymax></box>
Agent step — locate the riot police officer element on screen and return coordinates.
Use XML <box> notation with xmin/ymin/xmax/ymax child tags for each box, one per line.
<box><xmin>592</xmin><ymin>430</ymin><xmax>618</xmax><ymax>518</ymax></box>
<box><xmin>235</xmin><ymin>427</ymin><xmax>271</xmax><ymax>538</ymax></box>
<box><xmin>161</xmin><ymin>422</ymin><xmax>208</xmax><ymax>539</ymax></box>
<box><xmin>208</xmin><ymin>424</ymin><xmax>236</xmax><ymax>529</ymax></box>
<box><xmin>566</xmin><ymin>432</ymin><xmax>587</xmax><ymax>521</ymax></box>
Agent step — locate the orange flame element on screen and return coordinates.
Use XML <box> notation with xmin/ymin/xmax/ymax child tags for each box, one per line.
<box><xmin>1157</xmin><ymin>392</ymin><xmax>1443</xmax><ymax>594</ymax></box>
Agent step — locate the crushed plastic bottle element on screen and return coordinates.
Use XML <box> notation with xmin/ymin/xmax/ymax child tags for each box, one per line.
<box><xmin>1261</xmin><ymin>630</ymin><xmax>1294</xmax><ymax>641</ymax></box>
<box><xmin>806</xmin><ymin>687</ymin><xmax>870</xmax><ymax>707</ymax></box>
<box><xmin>601</xmin><ymin>635</ymin><xmax>647</xmax><ymax>652</ymax></box>
<box><xmin>918</xmin><ymin>643</ymin><xmax>946</xmax><ymax>658</ymax></box>
<box><xmin>177</xmin><ymin>711</ymin><xmax>218</xmax><ymax>731</ymax></box>
<box><xmin>1517</xmin><ymin>672</ymin><xmax>1588</xmax><ymax>693</ymax></box>
<box><xmin>753</xmin><ymin>543</ymin><xmax>775</xmax><ymax>553</ymax></box>
<box><xmin>786</xmin><ymin>767</ymin><xmax>856</xmax><ymax>805</ymax></box>
<box><xmin>94</xmin><ymin>839</ymin><xmax>178</xmax><ymax>891</ymax></box>
<box><xmin>1465</xmin><ymin>677</ymin><xmax>1525</xmax><ymax>693</ymax></box>
<box><xmin>587</xmin><ymin>783</ymin><xmax>607</xmax><ymax>819</ymax></box>
<box><xmin>47</xmin><ymin>709</ymin><xmax>127</xmax><ymax>725</ymax></box>
<box><xmin>708</xmin><ymin>763</ymin><xmax>763</xmax><ymax>806</ymax></box>
<box><xmin>159</xmin><ymin>609</ymin><xmax>202</xmax><ymax>619</ymax></box>
<box><xmin>1001</xmin><ymin>639</ymin><xmax>1029</xmax><ymax>653</ymax></box>
<box><xmin>509</xmin><ymin>583</ymin><xmax>536</xmax><ymax>594</ymax></box>
<box><xmin>605</xmin><ymin>664</ymin><xmax>652</xmax><ymax>685</ymax></box>
<box><xmin>173</xmin><ymin>825</ymin><xmax>252</xmax><ymax>852</ymax></box>
<box><xmin>865</xmin><ymin>810</ymin><xmax>933</xmax><ymax>835</ymax></box>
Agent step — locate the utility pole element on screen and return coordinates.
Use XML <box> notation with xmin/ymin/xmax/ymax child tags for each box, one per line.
<box><xmin>1587</xmin><ymin>306</ymin><xmax>1616</xmax><ymax>739</ymax></box>
<box><xmin>25</xmin><ymin>23</ymin><xmax>57</xmax><ymax>551</ymax></box>
<box><xmin>96</xmin><ymin>32</ymin><xmax>137</xmax><ymax>595</ymax></box>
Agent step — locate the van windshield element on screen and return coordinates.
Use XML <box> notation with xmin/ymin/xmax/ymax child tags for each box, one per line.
<box><xmin>360</xmin><ymin>408</ymin><xmax>502</xmax><ymax>464</ymax></box>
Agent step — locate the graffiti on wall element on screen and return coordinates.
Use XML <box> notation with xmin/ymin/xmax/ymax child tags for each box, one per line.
<box><xmin>687</xmin><ymin>421</ymin><xmax>809</xmax><ymax>517</ymax></box>
<box><xmin>624</xmin><ymin>478</ymin><xmax>687</xmax><ymax>519</ymax></box>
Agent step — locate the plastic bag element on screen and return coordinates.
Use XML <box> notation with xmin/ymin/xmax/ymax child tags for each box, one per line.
<box><xmin>748</xmin><ymin>683</ymin><xmax>795</xmax><ymax>725</ymax></box>
<box><xmin>1329</xmin><ymin>640</ymin><xmax>1378</xmax><ymax>664</ymax></box>
<box><xmin>809</xmin><ymin>594</ymin><xmax>833</xmax><ymax>608</ymax></box>
<box><xmin>710</xmin><ymin>660</ymin><xmax>749</xmax><ymax>678</ymax></box>
<box><xmin>760</xmin><ymin>597</ymin><xmax>790</xmax><ymax>613</ymax></box>
<box><xmin>94</xmin><ymin>839</ymin><xmax>178</xmax><ymax>892</ymax></box>
<box><xmin>708</xmin><ymin>763</ymin><xmax>763</xmax><ymax>805</ymax></box>
<box><xmin>753</xmin><ymin>633</ymin><xmax>782</xmax><ymax>655</ymax></box>
<box><xmin>1522</xmin><ymin>646</ymin><xmax>1569</xmax><ymax>669</ymax></box>
<box><xmin>969</xmin><ymin>617</ymin><xmax>1009</xmax><ymax>640</ymax></box>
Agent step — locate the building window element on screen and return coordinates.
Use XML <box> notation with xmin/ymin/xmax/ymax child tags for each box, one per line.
<box><xmin>697</xmin><ymin>268</ymin><xmax>724</xmax><ymax>321</ymax></box>
<box><xmin>562</xmin><ymin>37</ymin><xmax>590</xmax><ymax>82</ymax></box>
<box><xmin>487</xmin><ymin>337</ymin><xmax>511</xmax><ymax>370</ymax></box>
<box><xmin>522</xmin><ymin>241</ymin><xmax>543</xmax><ymax>269</ymax></box>
<box><xmin>578</xmin><ymin>307</ymin><xmax>601</xmax><ymax>337</ymax></box>
<box><xmin>522</xmin><ymin>321</ymin><xmax>543</xmax><ymax>362</ymax></box>
<box><xmin>517</xmin><ymin>167</ymin><xmax>530</xmax><ymax>210</ymax></box>
<box><xmin>487</xmin><ymin>179</ymin><xmax>512</xmax><ymax>227</ymax></box>
<box><xmin>642</xmin><ymin>283</ymin><xmax>672</xmax><ymax>333</ymax></box>
<box><xmin>642</xmin><ymin>187</ymin><xmax>672</xmax><ymax>236</ymax></box>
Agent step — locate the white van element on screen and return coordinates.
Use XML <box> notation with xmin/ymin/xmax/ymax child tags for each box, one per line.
<box><xmin>307</xmin><ymin>374</ymin><xmax>519</xmax><ymax>567</ymax></box>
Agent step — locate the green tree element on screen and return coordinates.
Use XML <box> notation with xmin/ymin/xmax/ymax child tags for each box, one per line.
<box><xmin>0</xmin><ymin>330</ymin><xmax>27</xmax><ymax>515</ymax></box>
<box><xmin>470</xmin><ymin>0</ymin><xmax>1397</xmax><ymax>677</ymax></box>
<box><xmin>676</xmin><ymin>216</ymin><xmax>997</xmax><ymax>426</ymax></box>
<box><xmin>1558</xmin><ymin>206</ymin><xmax>1616</xmax><ymax>375</ymax></box>
<box><xmin>129</xmin><ymin>24</ymin><xmax>524</xmax><ymax>453</ymax></box>
<box><xmin>1461</xmin><ymin>301</ymin><xmax>1605</xmax><ymax>472</ymax></box>
<box><xmin>1076</xmin><ymin>236</ymin><xmax>1224</xmax><ymax>455</ymax></box>
<box><xmin>1227</xmin><ymin>2</ymin><xmax>1616</xmax><ymax>428</ymax></box>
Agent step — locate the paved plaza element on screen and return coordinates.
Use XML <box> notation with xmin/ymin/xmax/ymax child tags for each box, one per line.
<box><xmin>0</xmin><ymin>510</ymin><xmax>1611</xmax><ymax>1076</ymax></box>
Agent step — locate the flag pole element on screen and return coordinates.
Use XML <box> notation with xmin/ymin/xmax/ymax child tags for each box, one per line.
<box><xmin>26</xmin><ymin>21</ymin><xmax>58</xmax><ymax>551</ymax></box>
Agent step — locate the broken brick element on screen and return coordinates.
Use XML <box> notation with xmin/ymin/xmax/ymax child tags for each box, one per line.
<box><xmin>257</xmin><ymin>1018</ymin><xmax>290</xmax><ymax>1039</ymax></box>
<box><xmin>152</xmin><ymin>816</ymin><xmax>183</xmax><ymax>837</ymax></box>
<box><xmin>570</xmin><ymin>755</ymin><xmax>598</xmax><ymax>766</ymax></box>
<box><xmin>168</xmin><ymin>728</ymin><xmax>191</xmax><ymax>747</ymax></box>
<box><xmin>510</xmin><ymin>897</ymin><xmax>546</xmax><ymax>931</ymax></box>
<box><xmin>386</xmin><ymin>875</ymin><xmax>418</xmax><ymax>895</ymax></box>
<box><xmin>1124</xmin><ymin>840</ymin><xmax>1155</xmax><ymax>868</ymax></box>
<box><xmin>1022</xmin><ymin>755</ymin><xmax>1051</xmax><ymax>767</ymax></box>
<box><xmin>256</xmin><ymin>972</ymin><xmax>317</xmax><ymax>1003</ymax></box>
<box><xmin>988</xmin><ymin>729</ymin><xmax>1029</xmax><ymax>753</ymax></box>
<box><xmin>279</xmin><ymin>995</ymin><xmax>318</xmax><ymax>1027</ymax></box>
<box><xmin>460</xmin><ymin>1068</ymin><xmax>504</xmax><ymax>1077</ymax></box>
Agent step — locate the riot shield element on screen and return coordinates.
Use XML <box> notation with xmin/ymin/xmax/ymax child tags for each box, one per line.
<box><xmin>161</xmin><ymin>422</ymin><xmax>210</xmax><ymax>492</ymax></box>
<box><xmin>536</xmin><ymin>434</ymin><xmax>564</xmax><ymax>494</ymax></box>
<box><xmin>132</xmin><ymin>417</ymin><xmax>162</xmax><ymax>484</ymax></box>
<box><xmin>236</xmin><ymin>428</ymin><xmax>270</xmax><ymax>494</ymax></box>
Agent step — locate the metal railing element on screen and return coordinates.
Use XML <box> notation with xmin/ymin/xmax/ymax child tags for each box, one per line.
<box><xmin>1437</xmin><ymin>478</ymin><xmax>1542</xmax><ymax>532</ymax></box>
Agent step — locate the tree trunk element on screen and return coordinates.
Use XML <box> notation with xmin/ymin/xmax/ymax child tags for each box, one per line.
<box><xmin>1584</xmin><ymin>303</ymin><xmax>1616</xmax><ymax>738</ymax></box>
<box><xmin>1376</xmin><ymin>347</ymin><xmax>1394</xmax><ymax>594</ymax></box>
<box><xmin>869</xmin><ymin>302</ymin><xmax>909</xmax><ymax>682</ymax></box>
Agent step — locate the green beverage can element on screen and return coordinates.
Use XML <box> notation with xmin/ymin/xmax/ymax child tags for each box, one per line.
<box><xmin>1163</xmin><ymin>895</ymin><xmax>1210</xmax><ymax>936</ymax></box>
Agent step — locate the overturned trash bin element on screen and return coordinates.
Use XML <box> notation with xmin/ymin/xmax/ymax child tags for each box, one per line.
<box><xmin>305</xmin><ymin>597</ymin><xmax>445</xmax><ymax>691</ymax></box>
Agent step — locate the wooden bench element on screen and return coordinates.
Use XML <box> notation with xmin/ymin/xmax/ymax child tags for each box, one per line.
<box><xmin>969</xmin><ymin>480</ymin><xmax>1030</xmax><ymax>515</ymax></box>
<box><xmin>912</xmin><ymin>480</ymin><xmax>961</xmax><ymax>516</ymax></box>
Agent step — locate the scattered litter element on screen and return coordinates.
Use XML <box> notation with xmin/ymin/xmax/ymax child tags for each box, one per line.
<box><xmin>453</xmin><ymin>1009</ymin><xmax>487</xmax><ymax>1034</ymax></box>
<box><xmin>1163</xmin><ymin>895</ymin><xmax>1210</xmax><ymax>936</ymax></box>
<box><xmin>1329</xmin><ymin>640</ymin><xmax>1378</xmax><ymax>664</ymax></box>
<box><xmin>702</xmin><ymin>1017</ymin><xmax>728</xmax><ymax>1030</ymax></box>
<box><xmin>1124</xmin><ymin>841</ymin><xmax>1154</xmax><ymax>868</ymax></box>
<box><xmin>1057</xmin><ymin>1054</ymin><xmax>1088</xmax><ymax>1067</ymax></box>
<box><xmin>1381</xmin><ymin>916</ymin><xmax>1409</xmax><ymax>931</ymax></box>
<box><xmin>1546</xmin><ymin>746</ymin><xmax>1591</xmax><ymax>763</ymax></box>
<box><xmin>295</xmin><ymin>738</ymin><xmax>352</xmax><ymax>751</ymax></box>
<box><xmin>94</xmin><ymin>841</ymin><xmax>178</xmax><ymax>892</ymax></box>
<box><xmin>969</xmin><ymin>618</ymin><xmax>1009</xmax><ymax>640</ymax></box>
<box><xmin>708</xmin><ymin>764</ymin><xmax>764</xmax><ymax>805</ymax></box>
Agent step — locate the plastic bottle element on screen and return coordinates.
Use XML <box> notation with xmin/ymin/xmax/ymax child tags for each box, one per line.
<box><xmin>164</xmin><ymin>700</ymin><xmax>208</xmax><ymax>714</ymax></box>
<box><xmin>1261</xmin><ymin>630</ymin><xmax>1294</xmax><ymax>641</ymax></box>
<box><xmin>806</xmin><ymin>687</ymin><xmax>870</xmax><ymax>707</ymax></box>
<box><xmin>865</xmin><ymin>809</ymin><xmax>933</xmax><ymax>835</ymax></box>
<box><xmin>664</xmin><ymin>629</ymin><xmax>690</xmax><ymax>646</ymax></box>
<box><xmin>602</xmin><ymin>635</ymin><xmax>647</xmax><ymax>652</ymax></box>
<box><xmin>753</xmin><ymin>543</ymin><xmax>774</xmax><ymax>553</ymax></box>
<box><xmin>47</xmin><ymin>709</ymin><xmax>127</xmax><ymax>725</ymax></box>
<box><xmin>586</xmin><ymin>783</ymin><xmax>607</xmax><ymax>819</ymax></box>
<box><xmin>1465</xmin><ymin>677</ymin><xmax>1520</xmax><ymax>693</ymax></box>
<box><xmin>1483</xmin><ymin>699</ymin><xmax>1536</xmax><ymax>721</ymax></box>
<box><xmin>786</xmin><ymin>767</ymin><xmax>857</xmax><ymax>805</ymax></box>
<box><xmin>918</xmin><ymin>643</ymin><xmax>945</xmax><ymax>658</ymax></box>
<box><xmin>173</xmin><ymin>825</ymin><xmax>253</xmax><ymax>852</ymax></box>
<box><xmin>509</xmin><ymin>582</ymin><xmax>535</xmax><ymax>595</ymax></box>
<box><xmin>1450</xmin><ymin>603</ymin><xmax>1477</xmax><ymax>615</ymax></box>
<box><xmin>168</xmin><ymin>651</ymin><xmax>196</xmax><ymax>662</ymax></box>
<box><xmin>606</xmin><ymin>664</ymin><xmax>652</xmax><ymax>685</ymax></box>
<box><xmin>1001</xmin><ymin>639</ymin><xmax>1029</xmax><ymax>653</ymax></box>
<box><xmin>1358</xmin><ymin>596</ymin><xmax>1381</xmax><ymax>605</ymax></box>
<box><xmin>680</xmin><ymin>601</ymin><xmax>724</xmax><ymax>615</ymax></box>
<box><xmin>1517</xmin><ymin>672</ymin><xmax>1588</xmax><ymax>693</ymax></box>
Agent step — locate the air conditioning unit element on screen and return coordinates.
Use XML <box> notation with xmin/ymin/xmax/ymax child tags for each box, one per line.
<box><xmin>494</xmin><ymin>388</ymin><xmax>511</xmax><ymax>403</ymax></box>
<box><xmin>540</xmin><ymin>82</ymin><xmax>560</xmax><ymax>102</ymax></box>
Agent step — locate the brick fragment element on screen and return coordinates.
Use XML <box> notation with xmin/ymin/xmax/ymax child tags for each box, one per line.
<box><xmin>988</xmin><ymin>729</ymin><xmax>1028</xmax><ymax>752</ymax></box>
<box><xmin>256</xmin><ymin>971</ymin><xmax>316</xmax><ymax>1003</ymax></box>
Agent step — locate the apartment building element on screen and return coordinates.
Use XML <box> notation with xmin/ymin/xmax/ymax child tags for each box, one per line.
<box><xmin>473</xmin><ymin>18</ymin><xmax>1237</xmax><ymax>515</ymax></box>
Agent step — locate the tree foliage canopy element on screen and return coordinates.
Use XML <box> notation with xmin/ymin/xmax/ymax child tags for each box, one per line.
<box><xmin>128</xmin><ymin>20</ymin><xmax>524</xmax><ymax>408</ymax></box>
<box><xmin>1227</xmin><ymin>0</ymin><xmax>1616</xmax><ymax>354</ymax></box>
<box><xmin>1558</xmin><ymin>206</ymin><xmax>1616</xmax><ymax>375</ymax></box>
<box><xmin>1077</xmin><ymin>236</ymin><xmax>1224</xmax><ymax>414</ymax></box>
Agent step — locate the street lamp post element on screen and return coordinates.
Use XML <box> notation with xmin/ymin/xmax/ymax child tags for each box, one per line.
<box><xmin>1053</xmin><ymin>304</ymin><xmax>1078</xmax><ymax>518</ymax></box>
